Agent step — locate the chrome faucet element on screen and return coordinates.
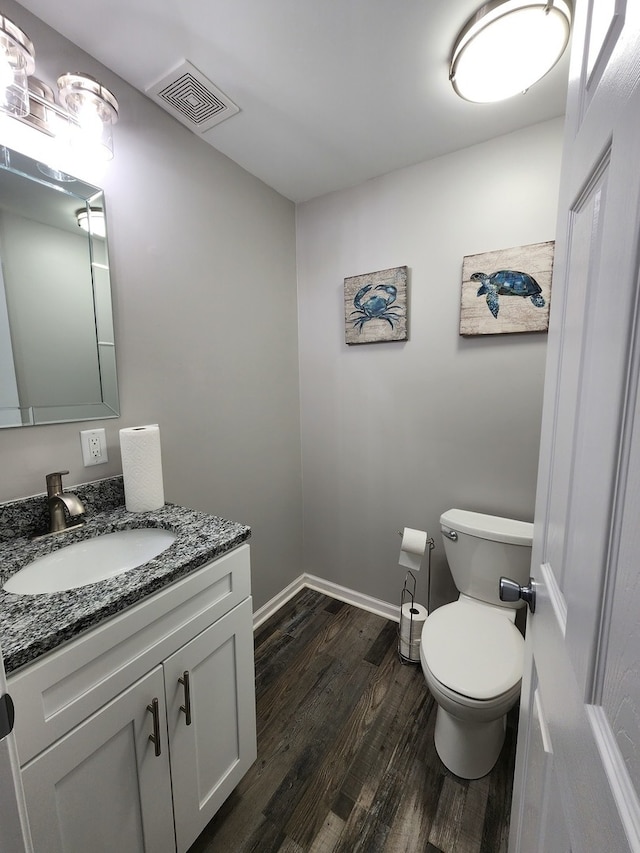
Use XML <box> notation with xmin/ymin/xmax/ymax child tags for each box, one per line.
<box><xmin>46</xmin><ymin>471</ymin><xmax>86</xmax><ymax>535</ymax></box>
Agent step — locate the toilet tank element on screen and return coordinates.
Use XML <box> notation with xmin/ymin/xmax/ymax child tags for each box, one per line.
<box><xmin>440</xmin><ymin>509</ymin><xmax>533</xmax><ymax>608</ymax></box>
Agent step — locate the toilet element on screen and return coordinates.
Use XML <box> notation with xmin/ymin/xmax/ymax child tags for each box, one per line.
<box><xmin>420</xmin><ymin>508</ymin><xmax>533</xmax><ymax>779</ymax></box>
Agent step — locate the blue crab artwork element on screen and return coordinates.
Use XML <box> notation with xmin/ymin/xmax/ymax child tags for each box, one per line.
<box><xmin>350</xmin><ymin>284</ymin><xmax>403</xmax><ymax>331</ymax></box>
<box><xmin>471</xmin><ymin>269</ymin><xmax>546</xmax><ymax>319</ymax></box>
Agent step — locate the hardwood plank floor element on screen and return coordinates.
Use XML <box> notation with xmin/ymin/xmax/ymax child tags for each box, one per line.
<box><xmin>189</xmin><ymin>589</ymin><xmax>517</xmax><ymax>853</ymax></box>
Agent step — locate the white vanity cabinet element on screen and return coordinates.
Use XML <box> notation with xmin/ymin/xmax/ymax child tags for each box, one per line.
<box><xmin>7</xmin><ymin>543</ymin><xmax>256</xmax><ymax>853</ymax></box>
<box><xmin>164</xmin><ymin>599</ymin><xmax>256</xmax><ymax>852</ymax></box>
<box><xmin>21</xmin><ymin>665</ymin><xmax>176</xmax><ymax>853</ymax></box>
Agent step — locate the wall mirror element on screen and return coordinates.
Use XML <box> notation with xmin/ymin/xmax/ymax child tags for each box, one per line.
<box><xmin>0</xmin><ymin>145</ymin><xmax>119</xmax><ymax>428</ymax></box>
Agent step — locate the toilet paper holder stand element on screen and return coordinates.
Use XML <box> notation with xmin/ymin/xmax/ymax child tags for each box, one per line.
<box><xmin>397</xmin><ymin>533</ymin><xmax>434</xmax><ymax>665</ymax></box>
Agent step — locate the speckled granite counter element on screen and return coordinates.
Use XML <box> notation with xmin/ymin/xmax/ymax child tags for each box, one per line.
<box><xmin>0</xmin><ymin>482</ymin><xmax>251</xmax><ymax>675</ymax></box>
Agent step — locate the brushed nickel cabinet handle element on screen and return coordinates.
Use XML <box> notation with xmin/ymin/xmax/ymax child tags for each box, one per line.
<box><xmin>178</xmin><ymin>671</ymin><xmax>192</xmax><ymax>726</ymax></box>
<box><xmin>147</xmin><ymin>698</ymin><xmax>161</xmax><ymax>756</ymax></box>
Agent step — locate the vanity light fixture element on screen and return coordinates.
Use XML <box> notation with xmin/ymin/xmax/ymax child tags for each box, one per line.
<box><xmin>450</xmin><ymin>0</ymin><xmax>572</xmax><ymax>103</ymax></box>
<box><xmin>0</xmin><ymin>14</ymin><xmax>35</xmax><ymax>117</ymax></box>
<box><xmin>76</xmin><ymin>206</ymin><xmax>106</xmax><ymax>238</ymax></box>
<box><xmin>57</xmin><ymin>73</ymin><xmax>118</xmax><ymax>160</ymax></box>
<box><xmin>0</xmin><ymin>13</ymin><xmax>119</xmax><ymax>159</ymax></box>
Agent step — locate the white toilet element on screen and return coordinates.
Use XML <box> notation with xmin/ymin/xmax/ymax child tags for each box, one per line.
<box><xmin>420</xmin><ymin>508</ymin><xmax>533</xmax><ymax>779</ymax></box>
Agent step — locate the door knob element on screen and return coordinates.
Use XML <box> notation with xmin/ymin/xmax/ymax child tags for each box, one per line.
<box><xmin>499</xmin><ymin>577</ymin><xmax>536</xmax><ymax>613</ymax></box>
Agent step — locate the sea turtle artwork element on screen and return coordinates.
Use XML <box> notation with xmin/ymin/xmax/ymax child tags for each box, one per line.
<box><xmin>350</xmin><ymin>283</ymin><xmax>402</xmax><ymax>331</ymax></box>
<box><xmin>471</xmin><ymin>269</ymin><xmax>546</xmax><ymax>319</ymax></box>
<box><xmin>460</xmin><ymin>242</ymin><xmax>554</xmax><ymax>336</ymax></box>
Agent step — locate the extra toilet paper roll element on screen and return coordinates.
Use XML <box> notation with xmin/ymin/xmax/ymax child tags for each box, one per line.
<box><xmin>400</xmin><ymin>602</ymin><xmax>428</xmax><ymax>640</ymax></box>
<box><xmin>399</xmin><ymin>527</ymin><xmax>428</xmax><ymax>572</ymax></box>
<box><xmin>399</xmin><ymin>602</ymin><xmax>428</xmax><ymax>661</ymax></box>
<box><xmin>399</xmin><ymin>638</ymin><xmax>421</xmax><ymax>661</ymax></box>
<box><xmin>120</xmin><ymin>424</ymin><xmax>165</xmax><ymax>512</ymax></box>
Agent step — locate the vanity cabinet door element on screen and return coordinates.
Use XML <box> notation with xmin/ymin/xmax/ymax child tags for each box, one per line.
<box><xmin>164</xmin><ymin>596</ymin><xmax>257</xmax><ymax>853</ymax></box>
<box><xmin>20</xmin><ymin>666</ymin><xmax>175</xmax><ymax>853</ymax></box>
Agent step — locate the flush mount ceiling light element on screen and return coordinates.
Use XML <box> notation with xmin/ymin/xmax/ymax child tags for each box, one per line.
<box><xmin>76</xmin><ymin>206</ymin><xmax>106</xmax><ymax>238</ymax></box>
<box><xmin>450</xmin><ymin>0</ymin><xmax>572</xmax><ymax>103</ymax></box>
<box><xmin>0</xmin><ymin>14</ymin><xmax>34</xmax><ymax>117</ymax></box>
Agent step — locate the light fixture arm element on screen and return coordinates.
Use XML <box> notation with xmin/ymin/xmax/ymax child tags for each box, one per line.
<box><xmin>17</xmin><ymin>78</ymin><xmax>67</xmax><ymax>137</ymax></box>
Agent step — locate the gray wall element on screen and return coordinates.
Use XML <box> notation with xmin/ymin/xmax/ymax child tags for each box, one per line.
<box><xmin>0</xmin><ymin>0</ymin><xmax>303</xmax><ymax>611</ymax></box>
<box><xmin>0</xmin><ymin>1</ymin><xmax>565</xmax><ymax>617</ymax></box>
<box><xmin>296</xmin><ymin>117</ymin><xmax>564</xmax><ymax>611</ymax></box>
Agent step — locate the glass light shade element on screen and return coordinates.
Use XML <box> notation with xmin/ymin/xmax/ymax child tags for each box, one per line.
<box><xmin>57</xmin><ymin>73</ymin><xmax>119</xmax><ymax>160</ymax></box>
<box><xmin>76</xmin><ymin>207</ymin><xmax>106</xmax><ymax>238</ymax></box>
<box><xmin>450</xmin><ymin>0</ymin><xmax>572</xmax><ymax>103</ymax></box>
<box><xmin>0</xmin><ymin>15</ymin><xmax>35</xmax><ymax>117</ymax></box>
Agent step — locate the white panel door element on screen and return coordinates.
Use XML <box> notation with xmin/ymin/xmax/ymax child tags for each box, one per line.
<box><xmin>20</xmin><ymin>666</ymin><xmax>175</xmax><ymax>853</ymax></box>
<box><xmin>510</xmin><ymin>1</ymin><xmax>640</xmax><ymax>850</ymax></box>
<box><xmin>165</xmin><ymin>597</ymin><xmax>257</xmax><ymax>853</ymax></box>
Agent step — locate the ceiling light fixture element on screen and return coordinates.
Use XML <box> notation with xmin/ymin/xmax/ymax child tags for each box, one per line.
<box><xmin>450</xmin><ymin>0</ymin><xmax>572</xmax><ymax>104</ymax></box>
<box><xmin>0</xmin><ymin>13</ymin><xmax>119</xmax><ymax>159</ymax></box>
<box><xmin>76</xmin><ymin>206</ymin><xmax>106</xmax><ymax>238</ymax></box>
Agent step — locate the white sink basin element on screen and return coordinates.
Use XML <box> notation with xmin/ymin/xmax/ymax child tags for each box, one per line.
<box><xmin>3</xmin><ymin>528</ymin><xmax>177</xmax><ymax>595</ymax></box>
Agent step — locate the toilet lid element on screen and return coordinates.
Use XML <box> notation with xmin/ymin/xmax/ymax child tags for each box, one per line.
<box><xmin>421</xmin><ymin>601</ymin><xmax>524</xmax><ymax>700</ymax></box>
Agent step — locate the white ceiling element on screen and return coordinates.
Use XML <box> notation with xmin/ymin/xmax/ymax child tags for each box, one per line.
<box><xmin>16</xmin><ymin>0</ymin><xmax>570</xmax><ymax>203</ymax></box>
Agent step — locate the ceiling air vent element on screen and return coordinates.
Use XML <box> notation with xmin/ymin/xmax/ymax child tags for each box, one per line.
<box><xmin>146</xmin><ymin>60</ymin><xmax>239</xmax><ymax>134</ymax></box>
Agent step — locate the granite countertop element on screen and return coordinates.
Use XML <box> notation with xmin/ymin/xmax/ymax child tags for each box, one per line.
<box><xmin>0</xmin><ymin>498</ymin><xmax>251</xmax><ymax>675</ymax></box>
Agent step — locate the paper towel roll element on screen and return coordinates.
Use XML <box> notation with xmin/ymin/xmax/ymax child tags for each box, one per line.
<box><xmin>399</xmin><ymin>527</ymin><xmax>428</xmax><ymax>572</ymax></box>
<box><xmin>120</xmin><ymin>424</ymin><xmax>165</xmax><ymax>512</ymax></box>
<box><xmin>399</xmin><ymin>602</ymin><xmax>428</xmax><ymax>661</ymax></box>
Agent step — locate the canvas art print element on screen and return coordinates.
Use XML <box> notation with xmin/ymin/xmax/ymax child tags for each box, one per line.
<box><xmin>459</xmin><ymin>241</ymin><xmax>554</xmax><ymax>335</ymax></box>
<box><xmin>344</xmin><ymin>265</ymin><xmax>408</xmax><ymax>345</ymax></box>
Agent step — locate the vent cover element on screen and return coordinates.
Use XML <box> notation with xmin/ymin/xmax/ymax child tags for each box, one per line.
<box><xmin>146</xmin><ymin>60</ymin><xmax>239</xmax><ymax>133</ymax></box>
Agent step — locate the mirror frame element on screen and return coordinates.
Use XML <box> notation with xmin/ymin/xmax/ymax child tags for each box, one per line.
<box><xmin>0</xmin><ymin>146</ymin><xmax>119</xmax><ymax>428</ymax></box>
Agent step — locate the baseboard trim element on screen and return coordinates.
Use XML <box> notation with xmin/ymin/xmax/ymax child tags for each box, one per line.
<box><xmin>253</xmin><ymin>572</ymin><xmax>399</xmax><ymax>630</ymax></box>
<box><xmin>304</xmin><ymin>574</ymin><xmax>399</xmax><ymax>622</ymax></box>
<box><xmin>252</xmin><ymin>574</ymin><xmax>306</xmax><ymax>630</ymax></box>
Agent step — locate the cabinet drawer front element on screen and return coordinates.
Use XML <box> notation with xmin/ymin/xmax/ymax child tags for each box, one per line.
<box><xmin>10</xmin><ymin>545</ymin><xmax>250</xmax><ymax>765</ymax></box>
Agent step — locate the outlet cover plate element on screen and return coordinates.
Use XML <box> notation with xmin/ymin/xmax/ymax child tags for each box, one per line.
<box><xmin>80</xmin><ymin>428</ymin><xmax>108</xmax><ymax>466</ymax></box>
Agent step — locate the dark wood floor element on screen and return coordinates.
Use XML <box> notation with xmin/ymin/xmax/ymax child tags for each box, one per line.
<box><xmin>189</xmin><ymin>589</ymin><xmax>517</xmax><ymax>853</ymax></box>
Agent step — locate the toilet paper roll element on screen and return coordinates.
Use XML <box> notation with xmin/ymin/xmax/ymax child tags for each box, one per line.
<box><xmin>399</xmin><ymin>601</ymin><xmax>428</xmax><ymax>661</ymax></box>
<box><xmin>399</xmin><ymin>637</ymin><xmax>421</xmax><ymax>661</ymax></box>
<box><xmin>399</xmin><ymin>527</ymin><xmax>428</xmax><ymax>572</ymax></box>
<box><xmin>120</xmin><ymin>424</ymin><xmax>165</xmax><ymax>512</ymax></box>
<box><xmin>399</xmin><ymin>601</ymin><xmax>428</xmax><ymax>641</ymax></box>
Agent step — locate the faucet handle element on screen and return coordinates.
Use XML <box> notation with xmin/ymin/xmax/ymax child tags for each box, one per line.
<box><xmin>46</xmin><ymin>471</ymin><xmax>69</xmax><ymax>497</ymax></box>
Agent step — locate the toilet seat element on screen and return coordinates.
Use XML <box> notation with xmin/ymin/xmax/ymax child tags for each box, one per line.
<box><xmin>421</xmin><ymin>599</ymin><xmax>524</xmax><ymax>701</ymax></box>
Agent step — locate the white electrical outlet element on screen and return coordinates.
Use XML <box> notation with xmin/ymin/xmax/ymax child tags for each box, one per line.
<box><xmin>80</xmin><ymin>428</ymin><xmax>108</xmax><ymax>466</ymax></box>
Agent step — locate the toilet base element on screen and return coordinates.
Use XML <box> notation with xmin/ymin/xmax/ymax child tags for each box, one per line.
<box><xmin>433</xmin><ymin>706</ymin><xmax>506</xmax><ymax>780</ymax></box>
